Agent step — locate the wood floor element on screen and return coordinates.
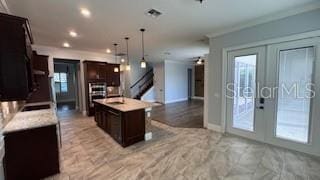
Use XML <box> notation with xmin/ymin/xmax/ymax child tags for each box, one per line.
<box><xmin>151</xmin><ymin>99</ymin><xmax>203</xmax><ymax>128</ymax></box>
<box><xmin>57</xmin><ymin>101</ymin><xmax>76</xmax><ymax>112</ymax></box>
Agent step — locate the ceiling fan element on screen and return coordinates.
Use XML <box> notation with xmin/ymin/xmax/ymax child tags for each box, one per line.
<box><xmin>190</xmin><ymin>57</ymin><xmax>204</xmax><ymax>65</ymax></box>
<box><xmin>195</xmin><ymin>0</ymin><xmax>205</xmax><ymax>4</ymax></box>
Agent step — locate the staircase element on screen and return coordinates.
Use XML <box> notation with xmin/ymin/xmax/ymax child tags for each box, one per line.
<box><xmin>130</xmin><ymin>69</ymin><xmax>154</xmax><ymax>99</ymax></box>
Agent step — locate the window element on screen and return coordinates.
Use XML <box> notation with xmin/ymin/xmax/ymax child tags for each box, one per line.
<box><xmin>54</xmin><ymin>72</ymin><xmax>68</xmax><ymax>93</ymax></box>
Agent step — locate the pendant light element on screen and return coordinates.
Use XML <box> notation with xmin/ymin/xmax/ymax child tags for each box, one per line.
<box><xmin>140</xmin><ymin>28</ymin><xmax>147</xmax><ymax>68</ymax></box>
<box><xmin>113</xmin><ymin>43</ymin><xmax>119</xmax><ymax>72</ymax></box>
<box><xmin>125</xmin><ymin>37</ymin><xmax>131</xmax><ymax>71</ymax></box>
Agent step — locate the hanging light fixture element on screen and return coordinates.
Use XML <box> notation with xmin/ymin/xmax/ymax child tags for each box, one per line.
<box><xmin>113</xmin><ymin>43</ymin><xmax>119</xmax><ymax>72</ymax></box>
<box><xmin>140</xmin><ymin>28</ymin><xmax>147</xmax><ymax>68</ymax></box>
<box><xmin>125</xmin><ymin>37</ymin><xmax>131</xmax><ymax>71</ymax></box>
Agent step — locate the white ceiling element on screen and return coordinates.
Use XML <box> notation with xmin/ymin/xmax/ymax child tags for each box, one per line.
<box><xmin>6</xmin><ymin>0</ymin><xmax>319</xmax><ymax>62</ymax></box>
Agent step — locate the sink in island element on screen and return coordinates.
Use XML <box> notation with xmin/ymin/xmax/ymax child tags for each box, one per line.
<box><xmin>93</xmin><ymin>97</ymin><xmax>152</xmax><ymax>147</ymax></box>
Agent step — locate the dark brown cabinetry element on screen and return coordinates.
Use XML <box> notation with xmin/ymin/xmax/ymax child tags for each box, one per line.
<box><xmin>106</xmin><ymin>64</ymin><xmax>120</xmax><ymax>86</ymax></box>
<box><xmin>195</xmin><ymin>65</ymin><xmax>204</xmax><ymax>97</ymax></box>
<box><xmin>94</xmin><ymin>102</ymin><xmax>145</xmax><ymax>147</ymax></box>
<box><xmin>0</xmin><ymin>13</ymin><xmax>34</xmax><ymax>101</ymax></box>
<box><xmin>84</xmin><ymin>61</ymin><xmax>107</xmax><ymax>81</ymax></box>
<box><xmin>83</xmin><ymin>61</ymin><xmax>120</xmax><ymax>85</ymax></box>
<box><xmin>27</xmin><ymin>52</ymin><xmax>51</xmax><ymax>103</ymax></box>
<box><xmin>3</xmin><ymin>125</ymin><xmax>60</xmax><ymax>180</ymax></box>
<box><xmin>84</xmin><ymin>61</ymin><xmax>120</xmax><ymax>116</ymax></box>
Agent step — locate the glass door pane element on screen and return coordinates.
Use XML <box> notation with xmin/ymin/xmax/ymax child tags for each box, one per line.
<box><xmin>233</xmin><ymin>55</ymin><xmax>257</xmax><ymax>131</ymax></box>
<box><xmin>276</xmin><ymin>47</ymin><xmax>314</xmax><ymax>143</ymax></box>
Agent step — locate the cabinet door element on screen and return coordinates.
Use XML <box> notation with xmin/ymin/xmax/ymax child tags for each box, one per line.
<box><xmin>102</xmin><ymin>107</ymin><xmax>110</xmax><ymax>133</ymax></box>
<box><xmin>0</xmin><ymin>53</ymin><xmax>29</xmax><ymax>100</ymax></box>
<box><xmin>108</xmin><ymin>109</ymin><xmax>122</xmax><ymax>143</ymax></box>
<box><xmin>98</xmin><ymin>64</ymin><xmax>107</xmax><ymax>80</ymax></box>
<box><xmin>106</xmin><ymin>64</ymin><xmax>120</xmax><ymax>86</ymax></box>
<box><xmin>87</xmin><ymin>63</ymin><xmax>99</xmax><ymax>80</ymax></box>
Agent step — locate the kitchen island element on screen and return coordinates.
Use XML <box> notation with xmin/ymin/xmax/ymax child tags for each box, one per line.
<box><xmin>94</xmin><ymin>97</ymin><xmax>152</xmax><ymax>147</ymax></box>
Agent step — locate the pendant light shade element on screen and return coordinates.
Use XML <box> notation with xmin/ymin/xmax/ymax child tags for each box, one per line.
<box><xmin>141</xmin><ymin>58</ymin><xmax>146</xmax><ymax>68</ymax></box>
<box><xmin>125</xmin><ymin>37</ymin><xmax>131</xmax><ymax>71</ymax></box>
<box><xmin>113</xmin><ymin>43</ymin><xmax>119</xmax><ymax>72</ymax></box>
<box><xmin>140</xmin><ymin>28</ymin><xmax>146</xmax><ymax>68</ymax></box>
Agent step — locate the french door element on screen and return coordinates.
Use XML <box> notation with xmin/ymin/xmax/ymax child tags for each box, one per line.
<box><xmin>226</xmin><ymin>38</ymin><xmax>320</xmax><ymax>156</ymax></box>
<box><xmin>226</xmin><ymin>46</ymin><xmax>266</xmax><ymax>141</ymax></box>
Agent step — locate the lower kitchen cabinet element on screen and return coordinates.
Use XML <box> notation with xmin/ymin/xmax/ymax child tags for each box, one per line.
<box><xmin>94</xmin><ymin>102</ymin><xmax>145</xmax><ymax>147</ymax></box>
<box><xmin>3</xmin><ymin>125</ymin><xmax>60</xmax><ymax>180</ymax></box>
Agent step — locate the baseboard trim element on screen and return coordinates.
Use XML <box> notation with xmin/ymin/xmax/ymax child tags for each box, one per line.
<box><xmin>207</xmin><ymin>123</ymin><xmax>222</xmax><ymax>133</ymax></box>
<box><xmin>192</xmin><ymin>96</ymin><xmax>204</xmax><ymax>100</ymax></box>
<box><xmin>165</xmin><ymin>98</ymin><xmax>188</xmax><ymax>104</ymax></box>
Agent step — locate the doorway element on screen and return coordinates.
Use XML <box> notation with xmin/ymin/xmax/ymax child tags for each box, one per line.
<box><xmin>53</xmin><ymin>59</ymin><xmax>80</xmax><ymax>115</ymax></box>
<box><xmin>226</xmin><ymin>38</ymin><xmax>320</xmax><ymax>156</ymax></box>
<box><xmin>187</xmin><ymin>68</ymin><xmax>192</xmax><ymax>100</ymax></box>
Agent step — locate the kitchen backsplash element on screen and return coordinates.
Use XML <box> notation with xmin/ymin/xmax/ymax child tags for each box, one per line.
<box><xmin>107</xmin><ymin>86</ymin><xmax>120</xmax><ymax>95</ymax></box>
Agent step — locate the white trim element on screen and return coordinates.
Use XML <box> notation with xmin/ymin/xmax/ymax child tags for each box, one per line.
<box><xmin>207</xmin><ymin>2</ymin><xmax>320</xmax><ymax>38</ymax></box>
<box><xmin>164</xmin><ymin>59</ymin><xmax>194</xmax><ymax>65</ymax></box>
<box><xmin>0</xmin><ymin>0</ymin><xmax>11</xmax><ymax>14</ymax></box>
<box><xmin>207</xmin><ymin>123</ymin><xmax>222</xmax><ymax>133</ymax></box>
<box><xmin>192</xmin><ymin>96</ymin><xmax>204</xmax><ymax>100</ymax></box>
<box><xmin>203</xmin><ymin>54</ymin><xmax>209</xmax><ymax>128</ymax></box>
<box><xmin>221</xmin><ymin>30</ymin><xmax>320</xmax><ymax>136</ymax></box>
<box><xmin>165</xmin><ymin>98</ymin><xmax>188</xmax><ymax>104</ymax></box>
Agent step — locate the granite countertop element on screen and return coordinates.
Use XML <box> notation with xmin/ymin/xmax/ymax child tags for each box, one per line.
<box><xmin>3</xmin><ymin>103</ymin><xmax>58</xmax><ymax>134</ymax></box>
<box><xmin>94</xmin><ymin>97</ymin><xmax>152</xmax><ymax>112</ymax></box>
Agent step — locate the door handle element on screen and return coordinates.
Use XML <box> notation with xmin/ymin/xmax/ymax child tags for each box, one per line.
<box><xmin>256</xmin><ymin>106</ymin><xmax>264</xmax><ymax>110</ymax></box>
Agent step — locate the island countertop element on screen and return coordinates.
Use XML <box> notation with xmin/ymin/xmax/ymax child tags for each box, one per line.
<box><xmin>93</xmin><ymin>97</ymin><xmax>152</xmax><ymax>112</ymax></box>
<box><xmin>3</xmin><ymin>103</ymin><xmax>58</xmax><ymax>134</ymax></box>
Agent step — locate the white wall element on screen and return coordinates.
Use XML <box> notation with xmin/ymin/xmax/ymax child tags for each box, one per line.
<box><xmin>206</xmin><ymin>9</ymin><xmax>320</xmax><ymax>127</ymax></box>
<box><xmin>164</xmin><ymin>60</ymin><xmax>194</xmax><ymax>104</ymax></box>
<box><xmin>124</xmin><ymin>60</ymin><xmax>151</xmax><ymax>97</ymax></box>
<box><xmin>33</xmin><ymin>45</ymin><xmax>116</xmax><ymax>115</ymax></box>
<box><xmin>141</xmin><ymin>86</ymin><xmax>155</xmax><ymax>102</ymax></box>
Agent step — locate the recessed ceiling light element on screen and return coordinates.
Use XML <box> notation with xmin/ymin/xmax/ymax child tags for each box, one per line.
<box><xmin>69</xmin><ymin>31</ymin><xmax>78</xmax><ymax>37</ymax></box>
<box><xmin>106</xmin><ymin>49</ymin><xmax>111</xmax><ymax>53</ymax></box>
<box><xmin>63</xmin><ymin>42</ymin><xmax>70</xmax><ymax>48</ymax></box>
<box><xmin>80</xmin><ymin>8</ymin><xmax>91</xmax><ymax>18</ymax></box>
<box><xmin>121</xmin><ymin>58</ymin><xmax>125</xmax><ymax>63</ymax></box>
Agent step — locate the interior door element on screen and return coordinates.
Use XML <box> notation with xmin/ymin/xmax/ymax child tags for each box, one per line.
<box><xmin>154</xmin><ymin>63</ymin><xmax>165</xmax><ymax>103</ymax></box>
<box><xmin>226</xmin><ymin>46</ymin><xmax>266</xmax><ymax>141</ymax></box>
<box><xmin>265</xmin><ymin>38</ymin><xmax>320</xmax><ymax>156</ymax></box>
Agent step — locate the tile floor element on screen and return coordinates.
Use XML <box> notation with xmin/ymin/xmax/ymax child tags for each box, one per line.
<box><xmin>46</xmin><ymin>113</ymin><xmax>320</xmax><ymax>180</ymax></box>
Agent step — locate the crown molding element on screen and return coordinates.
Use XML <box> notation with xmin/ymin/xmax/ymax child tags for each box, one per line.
<box><xmin>0</xmin><ymin>0</ymin><xmax>11</xmax><ymax>14</ymax></box>
<box><xmin>206</xmin><ymin>2</ymin><xmax>320</xmax><ymax>38</ymax></box>
<box><xmin>164</xmin><ymin>59</ymin><xmax>195</xmax><ymax>65</ymax></box>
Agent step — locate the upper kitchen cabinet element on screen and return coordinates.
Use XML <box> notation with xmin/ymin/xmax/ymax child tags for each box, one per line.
<box><xmin>0</xmin><ymin>13</ymin><xmax>34</xmax><ymax>101</ymax></box>
<box><xmin>106</xmin><ymin>64</ymin><xmax>120</xmax><ymax>87</ymax></box>
<box><xmin>83</xmin><ymin>61</ymin><xmax>107</xmax><ymax>82</ymax></box>
<box><xmin>27</xmin><ymin>52</ymin><xmax>50</xmax><ymax>103</ymax></box>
